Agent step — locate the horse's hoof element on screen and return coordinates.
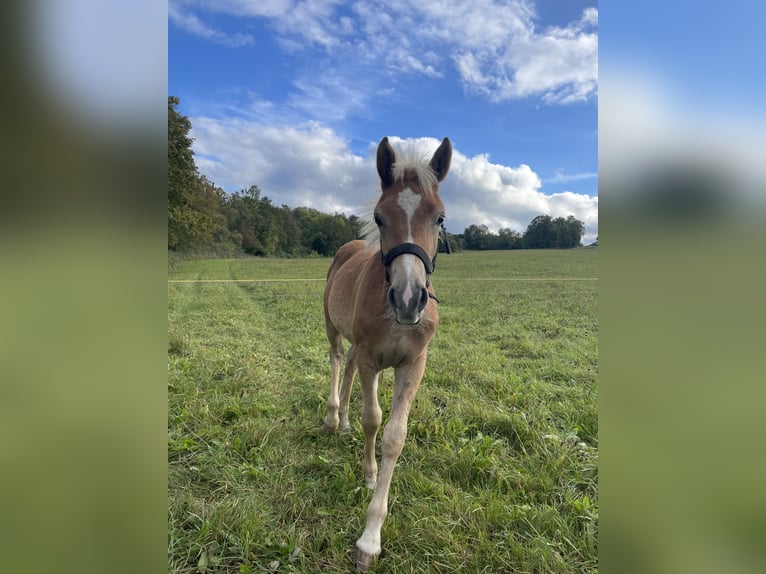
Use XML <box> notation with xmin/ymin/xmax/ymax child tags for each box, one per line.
<box><xmin>321</xmin><ymin>419</ymin><xmax>338</xmax><ymax>434</ymax></box>
<box><xmin>354</xmin><ymin>547</ymin><xmax>377</xmax><ymax>572</ymax></box>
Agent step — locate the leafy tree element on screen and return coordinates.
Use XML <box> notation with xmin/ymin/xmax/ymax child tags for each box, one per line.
<box><xmin>222</xmin><ymin>185</ymin><xmax>276</xmax><ymax>255</ymax></box>
<box><xmin>461</xmin><ymin>224</ymin><xmax>521</xmax><ymax>250</ymax></box>
<box><xmin>168</xmin><ymin>96</ymin><xmax>223</xmax><ymax>250</ymax></box>
<box><xmin>497</xmin><ymin>227</ymin><xmax>522</xmax><ymax>249</ymax></box>
<box><xmin>522</xmin><ymin>214</ymin><xmax>584</xmax><ymax>248</ymax></box>
<box><xmin>463</xmin><ymin>224</ymin><xmax>492</xmax><ymax>250</ymax></box>
<box><xmin>273</xmin><ymin>205</ymin><xmax>303</xmax><ymax>257</ymax></box>
<box><xmin>293</xmin><ymin>208</ymin><xmax>358</xmax><ymax>256</ymax></box>
<box><xmin>523</xmin><ymin>215</ymin><xmax>555</xmax><ymax>248</ymax></box>
<box><xmin>557</xmin><ymin>215</ymin><xmax>585</xmax><ymax>248</ymax></box>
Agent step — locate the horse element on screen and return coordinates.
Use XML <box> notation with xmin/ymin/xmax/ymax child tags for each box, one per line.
<box><xmin>322</xmin><ymin>136</ymin><xmax>452</xmax><ymax>570</ymax></box>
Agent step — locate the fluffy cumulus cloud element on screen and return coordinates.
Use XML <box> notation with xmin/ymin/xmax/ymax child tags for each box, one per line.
<box><xmin>191</xmin><ymin>120</ymin><xmax>598</xmax><ymax>242</ymax></box>
<box><xmin>171</xmin><ymin>0</ymin><xmax>597</xmax><ymax>104</ymax></box>
<box><xmin>431</xmin><ymin>0</ymin><xmax>597</xmax><ymax>103</ymax></box>
<box><xmin>192</xmin><ymin>117</ymin><xmax>372</xmax><ymax>214</ymax></box>
<box><xmin>441</xmin><ymin>148</ymin><xmax>597</xmax><ymax>240</ymax></box>
<box><xmin>508</xmin><ymin>11</ymin><xmax>598</xmax><ymax>104</ymax></box>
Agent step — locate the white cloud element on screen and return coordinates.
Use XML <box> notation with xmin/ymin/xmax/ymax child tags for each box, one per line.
<box><xmin>451</xmin><ymin>6</ymin><xmax>597</xmax><ymax>103</ymax></box>
<box><xmin>192</xmin><ymin>118</ymin><xmax>373</xmax><ymax>214</ymax></box>
<box><xmin>174</xmin><ymin>0</ymin><xmax>293</xmax><ymax>19</ymax></box>
<box><xmin>440</xmin><ymin>149</ymin><xmax>598</xmax><ymax>241</ymax></box>
<box><xmin>288</xmin><ymin>71</ymin><xmax>374</xmax><ymax>123</ymax></box>
<box><xmin>581</xmin><ymin>7</ymin><xmax>598</xmax><ymax>26</ymax></box>
<box><xmin>417</xmin><ymin>0</ymin><xmax>535</xmax><ymax>48</ymax></box>
<box><xmin>171</xmin><ymin>0</ymin><xmax>597</xmax><ymax>105</ymax></box>
<box><xmin>272</xmin><ymin>0</ymin><xmax>343</xmax><ymax>49</ymax></box>
<box><xmin>547</xmin><ymin>170</ymin><xmax>599</xmax><ymax>184</ymax></box>
<box><xmin>190</xmin><ymin>119</ymin><xmax>598</xmax><ymax>241</ymax></box>
<box><xmin>168</xmin><ymin>2</ymin><xmax>254</xmax><ymax>47</ymax></box>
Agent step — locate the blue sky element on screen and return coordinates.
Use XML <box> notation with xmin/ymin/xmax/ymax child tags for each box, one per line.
<box><xmin>169</xmin><ymin>0</ymin><xmax>598</xmax><ymax>243</ymax></box>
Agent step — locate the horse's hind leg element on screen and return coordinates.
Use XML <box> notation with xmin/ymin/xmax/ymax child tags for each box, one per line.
<box><xmin>337</xmin><ymin>344</ymin><xmax>357</xmax><ymax>431</ymax></box>
<box><xmin>322</xmin><ymin>329</ymin><xmax>344</xmax><ymax>433</ymax></box>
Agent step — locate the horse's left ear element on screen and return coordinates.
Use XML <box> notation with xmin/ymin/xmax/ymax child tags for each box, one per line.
<box><xmin>430</xmin><ymin>137</ymin><xmax>452</xmax><ymax>182</ymax></box>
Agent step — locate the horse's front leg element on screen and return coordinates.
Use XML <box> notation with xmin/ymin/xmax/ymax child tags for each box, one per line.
<box><xmin>358</xmin><ymin>361</ymin><xmax>382</xmax><ymax>490</ymax></box>
<box><xmin>354</xmin><ymin>355</ymin><xmax>426</xmax><ymax>571</ymax></box>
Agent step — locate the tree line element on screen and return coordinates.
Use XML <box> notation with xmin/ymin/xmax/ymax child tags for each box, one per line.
<box><xmin>452</xmin><ymin>215</ymin><xmax>585</xmax><ymax>251</ymax></box>
<box><xmin>168</xmin><ymin>96</ymin><xmax>586</xmax><ymax>256</ymax></box>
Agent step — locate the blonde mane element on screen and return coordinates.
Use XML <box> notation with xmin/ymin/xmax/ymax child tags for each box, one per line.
<box><xmin>361</xmin><ymin>145</ymin><xmax>439</xmax><ymax>249</ymax></box>
<box><xmin>360</xmin><ymin>206</ymin><xmax>380</xmax><ymax>249</ymax></box>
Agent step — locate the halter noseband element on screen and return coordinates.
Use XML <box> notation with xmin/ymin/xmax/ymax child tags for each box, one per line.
<box><xmin>381</xmin><ymin>242</ymin><xmax>436</xmax><ymax>277</ymax></box>
<box><xmin>380</xmin><ymin>224</ymin><xmax>452</xmax><ymax>291</ymax></box>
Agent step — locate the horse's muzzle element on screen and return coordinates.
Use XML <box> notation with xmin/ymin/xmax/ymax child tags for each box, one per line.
<box><xmin>388</xmin><ymin>284</ymin><xmax>429</xmax><ymax>325</ymax></box>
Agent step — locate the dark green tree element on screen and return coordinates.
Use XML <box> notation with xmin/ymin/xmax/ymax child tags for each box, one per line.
<box><xmin>497</xmin><ymin>227</ymin><xmax>522</xmax><ymax>249</ymax></box>
<box><xmin>463</xmin><ymin>224</ymin><xmax>492</xmax><ymax>250</ymax></box>
<box><xmin>559</xmin><ymin>215</ymin><xmax>585</xmax><ymax>247</ymax></box>
<box><xmin>222</xmin><ymin>185</ymin><xmax>275</xmax><ymax>255</ymax></box>
<box><xmin>522</xmin><ymin>214</ymin><xmax>584</xmax><ymax>248</ymax></box>
<box><xmin>522</xmin><ymin>215</ymin><xmax>555</xmax><ymax>248</ymax></box>
<box><xmin>304</xmin><ymin>210</ymin><xmax>358</xmax><ymax>255</ymax></box>
<box><xmin>168</xmin><ymin>96</ymin><xmax>223</xmax><ymax>250</ymax></box>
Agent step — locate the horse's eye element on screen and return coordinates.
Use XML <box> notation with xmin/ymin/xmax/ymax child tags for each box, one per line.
<box><xmin>374</xmin><ymin>214</ymin><xmax>383</xmax><ymax>227</ymax></box>
<box><xmin>436</xmin><ymin>215</ymin><xmax>445</xmax><ymax>226</ymax></box>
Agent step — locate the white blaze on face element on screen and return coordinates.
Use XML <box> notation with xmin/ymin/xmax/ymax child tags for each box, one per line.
<box><xmin>396</xmin><ymin>188</ymin><xmax>422</xmax><ymax>307</ymax></box>
<box><xmin>396</xmin><ymin>187</ymin><xmax>421</xmax><ymax>241</ymax></box>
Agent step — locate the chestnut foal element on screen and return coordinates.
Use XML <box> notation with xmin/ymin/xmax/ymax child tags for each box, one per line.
<box><xmin>322</xmin><ymin>137</ymin><xmax>452</xmax><ymax>570</ymax></box>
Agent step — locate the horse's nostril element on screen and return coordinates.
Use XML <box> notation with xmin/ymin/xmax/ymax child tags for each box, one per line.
<box><xmin>388</xmin><ymin>287</ymin><xmax>396</xmax><ymax>308</ymax></box>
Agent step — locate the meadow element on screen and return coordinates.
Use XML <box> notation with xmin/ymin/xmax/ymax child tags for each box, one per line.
<box><xmin>168</xmin><ymin>249</ymin><xmax>598</xmax><ymax>573</ymax></box>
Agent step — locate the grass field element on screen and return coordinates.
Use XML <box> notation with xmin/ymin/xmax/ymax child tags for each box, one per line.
<box><xmin>168</xmin><ymin>249</ymin><xmax>598</xmax><ymax>573</ymax></box>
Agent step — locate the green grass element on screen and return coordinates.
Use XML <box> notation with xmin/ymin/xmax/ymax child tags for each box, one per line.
<box><xmin>168</xmin><ymin>249</ymin><xmax>598</xmax><ymax>573</ymax></box>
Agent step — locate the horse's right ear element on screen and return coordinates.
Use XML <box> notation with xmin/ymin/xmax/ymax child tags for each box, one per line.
<box><xmin>376</xmin><ymin>137</ymin><xmax>396</xmax><ymax>189</ymax></box>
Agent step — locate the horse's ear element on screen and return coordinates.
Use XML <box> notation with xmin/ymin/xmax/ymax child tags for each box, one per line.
<box><xmin>430</xmin><ymin>137</ymin><xmax>452</xmax><ymax>182</ymax></box>
<box><xmin>376</xmin><ymin>137</ymin><xmax>396</xmax><ymax>189</ymax></box>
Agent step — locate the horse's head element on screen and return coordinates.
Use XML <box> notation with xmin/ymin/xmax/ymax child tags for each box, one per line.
<box><xmin>372</xmin><ymin>136</ymin><xmax>452</xmax><ymax>325</ymax></box>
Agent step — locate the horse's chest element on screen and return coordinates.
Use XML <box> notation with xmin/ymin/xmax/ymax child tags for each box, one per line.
<box><xmin>369</xmin><ymin>328</ymin><xmax>431</xmax><ymax>369</ymax></box>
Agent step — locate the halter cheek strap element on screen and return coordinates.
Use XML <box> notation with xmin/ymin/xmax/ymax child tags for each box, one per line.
<box><xmin>440</xmin><ymin>223</ymin><xmax>452</xmax><ymax>254</ymax></box>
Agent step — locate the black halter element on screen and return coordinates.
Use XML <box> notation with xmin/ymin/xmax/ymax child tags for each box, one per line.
<box><xmin>382</xmin><ymin>242</ymin><xmax>435</xmax><ymax>273</ymax></box>
<box><xmin>380</xmin><ymin>224</ymin><xmax>452</xmax><ymax>290</ymax></box>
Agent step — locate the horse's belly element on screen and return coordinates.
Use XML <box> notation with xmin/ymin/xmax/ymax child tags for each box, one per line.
<box><xmin>326</xmin><ymin>284</ymin><xmax>356</xmax><ymax>342</ymax></box>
